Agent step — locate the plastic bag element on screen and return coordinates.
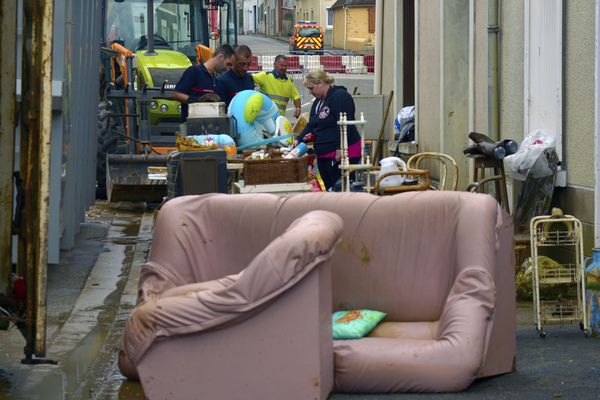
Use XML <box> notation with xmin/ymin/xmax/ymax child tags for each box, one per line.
<box><xmin>394</xmin><ymin>106</ymin><xmax>415</xmax><ymax>143</ymax></box>
<box><xmin>394</xmin><ymin>106</ymin><xmax>415</xmax><ymax>133</ymax></box>
<box><xmin>504</xmin><ymin>129</ymin><xmax>555</xmax><ymax>180</ymax></box>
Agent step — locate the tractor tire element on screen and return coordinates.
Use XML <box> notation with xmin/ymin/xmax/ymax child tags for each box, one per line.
<box><xmin>96</xmin><ymin>101</ymin><xmax>126</xmax><ymax>199</ymax></box>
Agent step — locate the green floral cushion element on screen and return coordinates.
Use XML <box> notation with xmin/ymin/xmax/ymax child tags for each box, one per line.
<box><xmin>332</xmin><ymin>309</ymin><xmax>387</xmax><ymax>340</ymax></box>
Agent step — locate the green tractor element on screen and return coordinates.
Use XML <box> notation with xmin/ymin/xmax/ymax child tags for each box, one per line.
<box><xmin>98</xmin><ymin>0</ymin><xmax>237</xmax><ymax>201</ymax></box>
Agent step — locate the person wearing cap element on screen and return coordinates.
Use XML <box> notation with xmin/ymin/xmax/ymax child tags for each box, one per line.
<box><xmin>252</xmin><ymin>55</ymin><xmax>302</xmax><ymax>118</ymax></box>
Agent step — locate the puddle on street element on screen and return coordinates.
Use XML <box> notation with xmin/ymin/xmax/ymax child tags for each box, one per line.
<box><xmin>0</xmin><ymin>369</ymin><xmax>13</xmax><ymax>397</ymax></box>
<box><xmin>0</xmin><ymin>202</ymin><xmax>152</xmax><ymax>399</ymax></box>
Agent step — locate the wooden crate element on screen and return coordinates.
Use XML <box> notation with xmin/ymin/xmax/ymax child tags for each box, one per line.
<box><xmin>243</xmin><ymin>157</ymin><xmax>308</xmax><ymax>185</ymax></box>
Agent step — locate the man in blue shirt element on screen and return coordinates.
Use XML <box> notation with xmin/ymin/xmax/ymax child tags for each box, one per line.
<box><xmin>216</xmin><ymin>45</ymin><xmax>255</xmax><ymax>107</ymax></box>
<box><xmin>172</xmin><ymin>44</ymin><xmax>235</xmax><ymax>121</ymax></box>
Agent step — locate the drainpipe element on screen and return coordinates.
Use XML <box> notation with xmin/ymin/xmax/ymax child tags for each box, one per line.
<box><xmin>595</xmin><ymin>0</ymin><xmax>600</xmax><ymax>247</ymax></box>
<box><xmin>344</xmin><ymin>4</ymin><xmax>348</xmax><ymax>51</ymax></box>
<box><xmin>468</xmin><ymin>0</ymin><xmax>475</xmax><ymax>132</ymax></box>
<box><xmin>374</xmin><ymin>0</ymin><xmax>383</xmax><ymax>94</ymax></box>
<box><xmin>488</xmin><ymin>0</ymin><xmax>499</xmax><ymax>140</ymax></box>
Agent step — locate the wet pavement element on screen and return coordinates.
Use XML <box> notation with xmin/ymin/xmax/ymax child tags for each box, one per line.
<box><xmin>0</xmin><ymin>201</ymin><xmax>599</xmax><ymax>399</ymax></box>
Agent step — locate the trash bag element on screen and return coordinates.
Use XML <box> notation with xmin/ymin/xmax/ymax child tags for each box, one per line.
<box><xmin>504</xmin><ymin>129</ymin><xmax>556</xmax><ymax>180</ymax></box>
<box><xmin>394</xmin><ymin>106</ymin><xmax>415</xmax><ymax>144</ymax></box>
<box><xmin>513</xmin><ymin>147</ymin><xmax>558</xmax><ymax>234</ymax></box>
<box><xmin>516</xmin><ymin>256</ymin><xmax>564</xmax><ymax>300</ymax></box>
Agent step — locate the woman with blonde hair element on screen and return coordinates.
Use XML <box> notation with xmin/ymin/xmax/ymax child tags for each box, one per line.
<box><xmin>297</xmin><ymin>70</ymin><xmax>361</xmax><ymax>190</ymax></box>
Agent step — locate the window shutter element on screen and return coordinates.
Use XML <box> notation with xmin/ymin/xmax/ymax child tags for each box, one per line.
<box><xmin>368</xmin><ymin>7</ymin><xmax>375</xmax><ymax>33</ymax></box>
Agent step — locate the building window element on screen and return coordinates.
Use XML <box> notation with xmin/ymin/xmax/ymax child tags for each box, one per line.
<box><xmin>327</xmin><ymin>8</ymin><xmax>333</xmax><ymax>28</ymax></box>
<box><xmin>368</xmin><ymin>7</ymin><xmax>375</xmax><ymax>33</ymax></box>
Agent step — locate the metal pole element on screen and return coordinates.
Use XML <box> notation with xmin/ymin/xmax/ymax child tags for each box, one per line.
<box><xmin>374</xmin><ymin>0</ymin><xmax>383</xmax><ymax>94</ymax></box>
<box><xmin>488</xmin><ymin>0</ymin><xmax>500</xmax><ymax>140</ymax></box>
<box><xmin>146</xmin><ymin>0</ymin><xmax>156</xmax><ymax>55</ymax></box>
<box><xmin>595</xmin><ymin>0</ymin><xmax>600</xmax><ymax>248</ymax></box>
<box><xmin>126</xmin><ymin>55</ymin><xmax>138</xmax><ymax>153</ymax></box>
<box><xmin>18</xmin><ymin>0</ymin><xmax>54</xmax><ymax>359</ymax></box>
<box><xmin>0</xmin><ymin>0</ymin><xmax>18</xmax><ymax>296</ymax></box>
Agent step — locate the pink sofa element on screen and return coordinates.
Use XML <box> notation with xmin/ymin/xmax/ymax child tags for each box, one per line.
<box><xmin>120</xmin><ymin>191</ymin><xmax>516</xmax><ymax>396</ymax></box>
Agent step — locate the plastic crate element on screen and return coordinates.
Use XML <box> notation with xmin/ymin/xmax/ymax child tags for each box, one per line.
<box><xmin>243</xmin><ymin>157</ymin><xmax>308</xmax><ymax>185</ymax></box>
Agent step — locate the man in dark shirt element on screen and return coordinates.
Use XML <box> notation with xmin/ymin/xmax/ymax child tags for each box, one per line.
<box><xmin>216</xmin><ymin>45</ymin><xmax>255</xmax><ymax>107</ymax></box>
<box><xmin>172</xmin><ymin>44</ymin><xmax>236</xmax><ymax>121</ymax></box>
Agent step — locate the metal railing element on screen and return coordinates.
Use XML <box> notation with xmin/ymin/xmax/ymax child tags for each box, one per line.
<box><xmin>248</xmin><ymin>52</ymin><xmax>374</xmax><ymax>75</ymax></box>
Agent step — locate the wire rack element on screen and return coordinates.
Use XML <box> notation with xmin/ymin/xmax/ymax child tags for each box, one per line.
<box><xmin>529</xmin><ymin>214</ymin><xmax>589</xmax><ymax>337</ymax></box>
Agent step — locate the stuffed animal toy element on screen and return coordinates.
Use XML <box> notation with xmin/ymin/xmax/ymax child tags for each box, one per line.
<box><xmin>228</xmin><ymin>90</ymin><xmax>280</xmax><ymax>148</ymax></box>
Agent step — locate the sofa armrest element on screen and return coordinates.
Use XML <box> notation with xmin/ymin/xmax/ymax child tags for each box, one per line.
<box><xmin>120</xmin><ymin>210</ymin><xmax>343</xmax><ymax>380</ymax></box>
<box><xmin>436</xmin><ymin>266</ymin><xmax>496</xmax><ymax>376</ymax></box>
<box><xmin>159</xmin><ymin>274</ymin><xmax>240</xmax><ymax>298</ymax></box>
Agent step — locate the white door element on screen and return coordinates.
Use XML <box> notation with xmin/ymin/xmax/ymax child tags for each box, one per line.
<box><xmin>524</xmin><ymin>0</ymin><xmax>563</xmax><ymax>160</ymax></box>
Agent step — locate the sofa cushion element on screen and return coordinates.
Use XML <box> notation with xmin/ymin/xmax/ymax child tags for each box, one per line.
<box><xmin>332</xmin><ymin>310</ymin><xmax>387</xmax><ymax>340</ymax></box>
<box><xmin>367</xmin><ymin>321</ymin><xmax>439</xmax><ymax>340</ymax></box>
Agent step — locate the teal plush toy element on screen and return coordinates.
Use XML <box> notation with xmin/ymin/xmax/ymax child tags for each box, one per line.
<box><xmin>228</xmin><ymin>90</ymin><xmax>281</xmax><ymax>148</ymax></box>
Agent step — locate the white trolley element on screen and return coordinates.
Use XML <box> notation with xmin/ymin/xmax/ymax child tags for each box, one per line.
<box><xmin>530</xmin><ymin>214</ymin><xmax>589</xmax><ymax>337</ymax></box>
<box><xmin>337</xmin><ymin>112</ymin><xmax>372</xmax><ymax>192</ymax></box>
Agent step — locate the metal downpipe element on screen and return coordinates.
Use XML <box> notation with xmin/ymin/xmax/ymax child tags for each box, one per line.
<box><xmin>595</xmin><ymin>0</ymin><xmax>600</xmax><ymax>247</ymax></box>
<box><xmin>18</xmin><ymin>0</ymin><xmax>54</xmax><ymax>359</ymax></box>
<box><xmin>374</xmin><ymin>0</ymin><xmax>384</xmax><ymax>94</ymax></box>
<box><xmin>488</xmin><ymin>0</ymin><xmax>500</xmax><ymax>140</ymax></box>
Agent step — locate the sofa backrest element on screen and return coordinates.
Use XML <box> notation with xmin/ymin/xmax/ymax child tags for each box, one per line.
<box><xmin>147</xmin><ymin>191</ymin><xmax>501</xmax><ymax>322</ymax></box>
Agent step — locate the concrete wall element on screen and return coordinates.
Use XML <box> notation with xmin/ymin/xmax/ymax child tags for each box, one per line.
<box><xmin>437</xmin><ymin>0</ymin><xmax>470</xmax><ymax>189</ymax></box>
<box><xmin>415</xmin><ymin>0</ymin><xmax>441</xmax><ymax>153</ymax></box>
<box><xmin>332</xmin><ymin>7</ymin><xmax>375</xmax><ymax>51</ymax></box>
<box><xmin>296</xmin><ymin>0</ymin><xmax>322</xmax><ymax>25</ymax></box>
<box><xmin>378</xmin><ymin>0</ymin><xmax>597</xmax><ymax>250</ymax></box>
<box><xmin>377</xmin><ymin>0</ymin><xmax>490</xmax><ymax>188</ymax></box>
<box><xmin>501</xmin><ymin>0</ymin><xmax>595</xmax><ymax>189</ymax></box>
<box><xmin>554</xmin><ymin>0</ymin><xmax>595</xmax><ymax>252</ymax></box>
<box><xmin>332</xmin><ymin>8</ymin><xmax>344</xmax><ymax>49</ymax></box>
<box><xmin>380</xmin><ymin>1</ymin><xmax>397</xmax><ymax>108</ymax></box>
<box><xmin>499</xmin><ymin>0</ymin><xmax>524</xmax><ymax>141</ymax></box>
<box><xmin>499</xmin><ymin>0</ymin><xmax>595</xmax><ymax>252</ymax></box>
<box><xmin>563</xmin><ymin>1</ymin><xmax>595</xmax><ymax>189</ymax></box>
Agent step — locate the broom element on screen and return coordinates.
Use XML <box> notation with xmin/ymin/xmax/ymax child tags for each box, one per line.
<box><xmin>372</xmin><ymin>90</ymin><xmax>394</xmax><ymax>166</ymax></box>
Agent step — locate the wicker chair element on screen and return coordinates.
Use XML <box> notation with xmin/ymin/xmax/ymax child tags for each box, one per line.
<box><xmin>466</xmin><ymin>175</ymin><xmax>510</xmax><ymax>213</ymax></box>
<box><xmin>407</xmin><ymin>152</ymin><xmax>459</xmax><ymax>191</ymax></box>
